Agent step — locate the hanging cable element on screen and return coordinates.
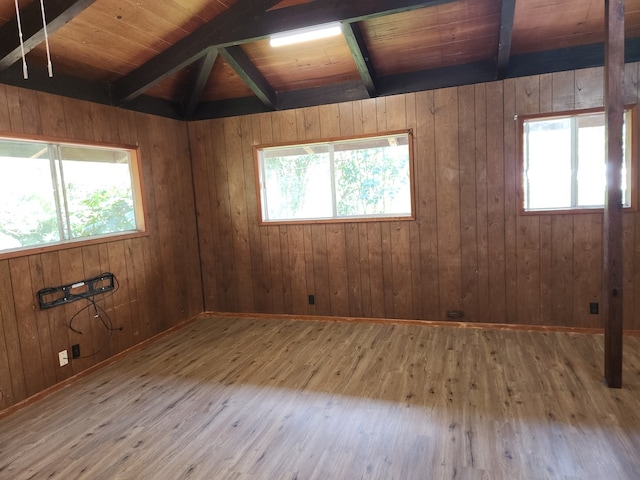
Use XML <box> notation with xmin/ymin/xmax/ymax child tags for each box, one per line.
<box><xmin>39</xmin><ymin>0</ymin><xmax>53</xmax><ymax>77</ymax></box>
<box><xmin>13</xmin><ymin>0</ymin><xmax>28</xmax><ymax>79</ymax></box>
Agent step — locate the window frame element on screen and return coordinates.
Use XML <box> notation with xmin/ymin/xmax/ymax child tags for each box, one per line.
<box><xmin>517</xmin><ymin>105</ymin><xmax>638</xmax><ymax>215</ymax></box>
<box><xmin>253</xmin><ymin>130</ymin><xmax>416</xmax><ymax>225</ymax></box>
<box><xmin>0</xmin><ymin>132</ymin><xmax>147</xmax><ymax>260</ymax></box>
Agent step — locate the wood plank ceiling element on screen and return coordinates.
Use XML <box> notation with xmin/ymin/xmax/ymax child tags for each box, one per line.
<box><xmin>0</xmin><ymin>0</ymin><xmax>639</xmax><ymax>120</ymax></box>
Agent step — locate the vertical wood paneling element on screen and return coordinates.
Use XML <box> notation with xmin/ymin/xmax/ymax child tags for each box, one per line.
<box><xmin>405</xmin><ymin>93</ymin><xmax>423</xmax><ymax>319</ymax></box>
<box><xmin>572</xmin><ymin>215</ymin><xmax>602</xmax><ymax>328</ymax></box>
<box><xmin>434</xmin><ymin>88</ymin><xmax>462</xmax><ymax>317</ymax></box>
<box><xmin>27</xmin><ymin>255</ymin><xmax>57</xmax><ymax>389</ymax></box>
<box><xmin>0</xmin><ymin>85</ymin><xmax>202</xmax><ymax>412</ymax></box>
<box><xmin>189</xmin><ymin>121</ymin><xmax>218</xmax><ymax>311</ymax></box>
<box><xmin>17</xmin><ymin>88</ymin><xmax>43</xmax><ymax>135</ymax></box>
<box><xmin>257</xmin><ymin>114</ymin><xmax>275</xmax><ymax>313</ymax></box>
<box><xmin>212</xmin><ymin>117</ymin><xmax>238</xmax><ymax>312</ymax></box>
<box><xmin>515</xmin><ymin>76</ymin><xmax>541</xmax><ymax>324</ymax></box>
<box><xmin>458</xmin><ymin>85</ymin><xmax>479</xmax><ymax>321</ymax></box>
<box><xmin>414</xmin><ymin>91</ymin><xmax>440</xmax><ymax>319</ymax></box>
<box><xmin>321</xmin><ymin>104</ymin><xmax>349</xmax><ymax>316</ymax></box>
<box><xmin>474</xmin><ymin>84</ymin><xmax>490</xmax><ymax>323</ymax></box>
<box><xmin>80</xmin><ymin>245</ymin><xmax>112</xmax><ymax>364</ymax></box>
<box><xmin>9</xmin><ymin>257</ymin><xmax>45</xmax><ymax>396</ymax></box>
<box><xmin>224</xmin><ymin>116</ymin><xmax>254</xmax><ymax>312</ymax></box>
<box><xmin>575</xmin><ymin>68</ymin><xmax>603</xmax><ymax>109</ymax></box>
<box><xmin>38</xmin><ymin>251</ymin><xmax>73</xmax><ymax>383</ymax></box>
<box><xmin>0</xmin><ymin>259</ymin><xmax>26</xmax><ymax>405</ymax></box>
<box><xmin>376</xmin><ymin>99</ymin><xmax>395</xmax><ymax>316</ymax></box>
<box><xmin>386</xmin><ymin>96</ymin><xmax>413</xmax><ymax>319</ymax></box>
<box><xmin>6</xmin><ymin>86</ymin><xmax>24</xmax><ymax>132</ymax></box>
<box><xmin>123</xmin><ymin>239</ymin><xmax>146</xmax><ymax>342</ymax></box>
<box><xmin>0</xmin><ymin>85</ymin><xmax>11</xmax><ymax>131</ymax></box>
<box><xmin>366</xmin><ymin>222</ymin><xmax>385</xmax><ymax>318</ymax></box>
<box><xmin>0</xmin><ymin>295</ymin><xmax>13</xmax><ymax>409</ymax></box>
<box><xmin>485</xmin><ymin>83</ymin><xmax>507</xmax><ymax>323</ymax></box>
<box><xmin>106</xmin><ymin>241</ymin><xmax>135</xmax><ymax>352</ymax></box>
<box><xmin>184</xmin><ymin>64</ymin><xmax>640</xmax><ymax>334</ymax></box>
<box><xmin>339</xmin><ymin>102</ymin><xmax>364</xmax><ymax>317</ymax></box>
<box><xmin>37</xmin><ymin>92</ymin><xmax>67</xmax><ymax>137</ymax></box>
<box><xmin>503</xmin><ymin>79</ymin><xmax>519</xmax><ymax>323</ymax></box>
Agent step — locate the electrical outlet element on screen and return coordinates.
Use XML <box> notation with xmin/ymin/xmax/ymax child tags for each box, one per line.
<box><xmin>589</xmin><ymin>302</ymin><xmax>599</xmax><ymax>314</ymax></box>
<box><xmin>71</xmin><ymin>344</ymin><xmax>81</xmax><ymax>358</ymax></box>
<box><xmin>308</xmin><ymin>294</ymin><xmax>315</xmax><ymax>305</ymax></box>
<box><xmin>58</xmin><ymin>350</ymin><xmax>69</xmax><ymax>367</ymax></box>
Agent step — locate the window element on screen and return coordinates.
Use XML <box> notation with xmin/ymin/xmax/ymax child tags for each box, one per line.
<box><xmin>0</xmin><ymin>136</ymin><xmax>145</xmax><ymax>254</ymax></box>
<box><xmin>255</xmin><ymin>131</ymin><xmax>414</xmax><ymax>223</ymax></box>
<box><xmin>519</xmin><ymin>107</ymin><xmax>636</xmax><ymax>213</ymax></box>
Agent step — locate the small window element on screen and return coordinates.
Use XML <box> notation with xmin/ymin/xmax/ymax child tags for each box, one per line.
<box><xmin>255</xmin><ymin>131</ymin><xmax>414</xmax><ymax>223</ymax></box>
<box><xmin>0</xmin><ymin>136</ymin><xmax>145</xmax><ymax>254</ymax></box>
<box><xmin>518</xmin><ymin>107</ymin><xmax>636</xmax><ymax>213</ymax></box>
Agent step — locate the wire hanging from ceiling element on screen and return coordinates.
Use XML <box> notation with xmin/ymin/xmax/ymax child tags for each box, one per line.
<box><xmin>13</xmin><ymin>0</ymin><xmax>54</xmax><ymax>79</ymax></box>
<box><xmin>13</xmin><ymin>0</ymin><xmax>28</xmax><ymax>79</ymax></box>
<box><xmin>39</xmin><ymin>0</ymin><xmax>53</xmax><ymax>77</ymax></box>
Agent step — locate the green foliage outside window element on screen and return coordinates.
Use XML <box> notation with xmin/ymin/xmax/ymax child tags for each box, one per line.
<box><xmin>0</xmin><ymin>137</ymin><xmax>142</xmax><ymax>253</ymax></box>
<box><xmin>258</xmin><ymin>132</ymin><xmax>412</xmax><ymax>222</ymax></box>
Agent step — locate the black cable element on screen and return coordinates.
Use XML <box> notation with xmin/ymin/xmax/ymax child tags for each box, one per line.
<box><xmin>67</xmin><ymin>273</ymin><xmax>122</xmax><ymax>359</ymax></box>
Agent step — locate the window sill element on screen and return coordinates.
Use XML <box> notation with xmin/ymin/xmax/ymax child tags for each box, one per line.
<box><xmin>0</xmin><ymin>230</ymin><xmax>149</xmax><ymax>261</ymax></box>
<box><xmin>519</xmin><ymin>206</ymin><xmax>636</xmax><ymax>216</ymax></box>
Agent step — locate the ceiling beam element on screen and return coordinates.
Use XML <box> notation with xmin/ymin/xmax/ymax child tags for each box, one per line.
<box><xmin>183</xmin><ymin>48</ymin><xmax>218</xmax><ymax>120</ymax></box>
<box><xmin>111</xmin><ymin>0</ymin><xmax>282</xmax><ymax>105</ymax></box>
<box><xmin>277</xmin><ymin>80</ymin><xmax>370</xmax><ymax>111</ymax></box>
<box><xmin>0</xmin><ymin>0</ymin><xmax>98</xmax><ymax>72</ymax></box>
<box><xmin>111</xmin><ymin>0</ymin><xmax>454</xmax><ymax>106</ymax></box>
<box><xmin>495</xmin><ymin>0</ymin><xmax>516</xmax><ymax>79</ymax></box>
<box><xmin>507</xmin><ymin>37</ymin><xmax>640</xmax><ymax>77</ymax></box>
<box><xmin>191</xmin><ymin>96</ymin><xmax>277</xmax><ymax>120</ymax></box>
<box><xmin>260</xmin><ymin>0</ymin><xmax>456</xmax><ymax>31</ymax></box>
<box><xmin>378</xmin><ymin>61</ymin><xmax>496</xmax><ymax>96</ymax></box>
<box><xmin>342</xmin><ymin>22</ymin><xmax>377</xmax><ymax>96</ymax></box>
<box><xmin>218</xmin><ymin>46</ymin><xmax>276</xmax><ymax>109</ymax></box>
<box><xmin>0</xmin><ymin>60</ymin><xmax>111</xmax><ymax>103</ymax></box>
<box><xmin>4</xmin><ymin>35</ymin><xmax>640</xmax><ymax>121</ymax></box>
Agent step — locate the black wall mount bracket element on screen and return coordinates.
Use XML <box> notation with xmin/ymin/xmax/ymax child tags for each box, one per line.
<box><xmin>38</xmin><ymin>272</ymin><xmax>115</xmax><ymax>309</ymax></box>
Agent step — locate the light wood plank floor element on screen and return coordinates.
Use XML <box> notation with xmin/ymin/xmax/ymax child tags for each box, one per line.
<box><xmin>1</xmin><ymin>316</ymin><xmax>640</xmax><ymax>479</ymax></box>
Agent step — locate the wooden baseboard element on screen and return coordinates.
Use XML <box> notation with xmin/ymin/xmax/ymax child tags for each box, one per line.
<box><xmin>204</xmin><ymin>310</ymin><xmax>640</xmax><ymax>336</ymax></box>
<box><xmin>0</xmin><ymin>312</ymin><xmax>207</xmax><ymax>421</ymax></box>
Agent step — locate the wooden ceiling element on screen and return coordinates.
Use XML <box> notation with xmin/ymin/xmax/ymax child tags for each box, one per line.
<box><xmin>0</xmin><ymin>0</ymin><xmax>639</xmax><ymax>120</ymax></box>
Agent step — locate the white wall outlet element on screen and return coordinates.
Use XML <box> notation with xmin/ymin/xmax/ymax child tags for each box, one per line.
<box><xmin>58</xmin><ymin>350</ymin><xmax>69</xmax><ymax>367</ymax></box>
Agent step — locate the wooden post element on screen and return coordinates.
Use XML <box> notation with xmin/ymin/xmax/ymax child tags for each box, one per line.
<box><xmin>603</xmin><ymin>0</ymin><xmax>625</xmax><ymax>388</ymax></box>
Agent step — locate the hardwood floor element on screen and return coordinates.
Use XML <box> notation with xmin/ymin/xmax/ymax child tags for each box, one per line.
<box><xmin>1</xmin><ymin>315</ymin><xmax>639</xmax><ymax>479</ymax></box>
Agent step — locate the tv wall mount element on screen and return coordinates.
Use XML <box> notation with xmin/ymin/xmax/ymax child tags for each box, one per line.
<box><xmin>38</xmin><ymin>272</ymin><xmax>115</xmax><ymax>309</ymax></box>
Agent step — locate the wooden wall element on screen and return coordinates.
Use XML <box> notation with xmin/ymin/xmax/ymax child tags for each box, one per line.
<box><xmin>0</xmin><ymin>85</ymin><xmax>203</xmax><ymax>412</ymax></box>
<box><xmin>2</xmin><ymin>62</ymin><xmax>639</xmax><ymax>413</ymax></box>
<box><xmin>189</xmin><ymin>63</ymin><xmax>640</xmax><ymax>331</ymax></box>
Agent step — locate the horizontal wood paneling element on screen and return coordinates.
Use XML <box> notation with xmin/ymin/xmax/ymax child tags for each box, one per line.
<box><xmin>190</xmin><ymin>62</ymin><xmax>640</xmax><ymax>331</ymax></box>
<box><xmin>0</xmin><ymin>85</ymin><xmax>203</xmax><ymax>411</ymax></box>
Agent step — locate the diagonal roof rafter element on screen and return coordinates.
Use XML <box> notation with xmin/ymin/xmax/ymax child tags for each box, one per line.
<box><xmin>495</xmin><ymin>0</ymin><xmax>516</xmax><ymax>79</ymax></box>
<box><xmin>111</xmin><ymin>0</ymin><xmax>456</xmax><ymax>106</ymax></box>
<box><xmin>218</xmin><ymin>46</ymin><xmax>276</xmax><ymax>109</ymax></box>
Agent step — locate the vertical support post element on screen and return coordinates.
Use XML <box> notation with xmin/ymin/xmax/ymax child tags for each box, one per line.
<box><xmin>603</xmin><ymin>0</ymin><xmax>625</xmax><ymax>388</ymax></box>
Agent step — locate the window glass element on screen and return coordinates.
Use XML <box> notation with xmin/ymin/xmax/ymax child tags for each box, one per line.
<box><xmin>520</xmin><ymin>108</ymin><xmax>634</xmax><ymax>212</ymax></box>
<box><xmin>0</xmin><ymin>137</ymin><xmax>144</xmax><ymax>254</ymax></box>
<box><xmin>257</xmin><ymin>131</ymin><xmax>413</xmax><ymax>223</ymax></box>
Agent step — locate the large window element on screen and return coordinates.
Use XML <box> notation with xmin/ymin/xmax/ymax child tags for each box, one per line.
<box><xmin>519</xmin><ymin>107</ymin><xmax>636</xmax><ymax>213</ymax></box>
<box><xmin>255</xmin><ymin>131</ymin><xmax>414</xmax><ymax>223</ymax></box>
<box><xmin>0</xmin><ymin>136</ymin><xmax>145</xmax><ymax>254</ymax></box>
